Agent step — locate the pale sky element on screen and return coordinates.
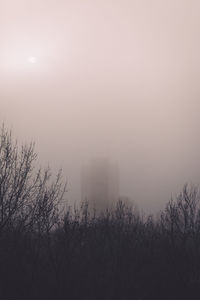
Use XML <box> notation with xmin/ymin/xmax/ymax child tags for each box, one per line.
<box><xmin>1</xmin><ymin>0</ymin><xmax>200</xmax><ymax>212</ymax></box>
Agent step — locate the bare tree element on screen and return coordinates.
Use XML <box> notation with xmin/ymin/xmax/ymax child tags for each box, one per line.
<box><xmin>0</xmin><ymin>124</ymin><xmax>67</xmax><ymax>234</ymax></box>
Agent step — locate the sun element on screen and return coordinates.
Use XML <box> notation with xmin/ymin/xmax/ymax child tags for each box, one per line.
<box><xmin>28</xmin><ymin>56</ymin><xmax>37</xmax><ymax>64</ymax></box>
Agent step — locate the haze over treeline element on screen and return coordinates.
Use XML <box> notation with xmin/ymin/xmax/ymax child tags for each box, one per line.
<box><xmin>1</xmin><ymin>0</ymin><xmax>200</xmax><ymax>211</ymax></box>
<box><xmin>0</xmin><ymin>125</ymin><xmax>200</xmax><ymax>300</ymax></box>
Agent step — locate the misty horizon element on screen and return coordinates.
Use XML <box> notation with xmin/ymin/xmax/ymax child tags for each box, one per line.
<box><xmin>1</xmin><ymin>0</ymin><xmax>200</xmax><ymax>212</ymax></box>
<box><xmin>1</xmin><ymin>1</ymin><xmax>200</xmax><ymax>299</ymax></box>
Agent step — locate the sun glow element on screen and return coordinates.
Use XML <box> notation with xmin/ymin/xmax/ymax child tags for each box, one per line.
<box><xmin>28</xmin><ymin>56</ymin><xmax>37</xmax><ymax>64</ymax></box>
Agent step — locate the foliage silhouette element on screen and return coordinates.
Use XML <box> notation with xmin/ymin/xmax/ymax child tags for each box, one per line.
<box><xmin>0</xmin><ymin>125</ymin><xmax>200</xmax><ymax>300</ymax></box>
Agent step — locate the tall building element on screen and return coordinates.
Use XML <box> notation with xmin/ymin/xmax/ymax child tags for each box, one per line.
<box><xmin>81</xmin><ymin>158</ymin><xmax>119</xmax><ymax>213</ymax></box>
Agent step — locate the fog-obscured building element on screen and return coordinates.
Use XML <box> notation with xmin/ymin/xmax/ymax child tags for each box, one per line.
<box><xmin>81</xmin><ymin>158</ymin><xmax>119</xmax><ymax>212</ymax></box>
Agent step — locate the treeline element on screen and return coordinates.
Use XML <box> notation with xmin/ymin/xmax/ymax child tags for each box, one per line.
<box><xmin>0</xmin><ymin>125</ymin><xmax>200</xmax><ymax>300</ymax></box>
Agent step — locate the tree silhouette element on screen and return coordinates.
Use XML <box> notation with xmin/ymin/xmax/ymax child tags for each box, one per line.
<box><xmin>0</xmin><ymin>124</ymin><xmax>200</xmax><ymax>300</ymax></box>
<box><xmin>0</xmin><ymin>124</ymin><xmax>66</xmax><ymax>234</ymax></box>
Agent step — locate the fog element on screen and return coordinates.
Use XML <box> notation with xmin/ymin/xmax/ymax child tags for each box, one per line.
<box><xmin>1</xmin><ymin>0</ymin><xmax>200</xmax><ymax>211</ymax></box>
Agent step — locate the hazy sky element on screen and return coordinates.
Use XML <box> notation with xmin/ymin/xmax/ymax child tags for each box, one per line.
<box><xmin>1</xmin><ymin>0</ymin><xmax>200</xmax><ymax>211</ymax></box>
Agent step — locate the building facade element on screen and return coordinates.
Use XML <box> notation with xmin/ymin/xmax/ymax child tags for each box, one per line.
<box><xmin>81</xmin><ymin>158</ymin><xmax>119</xmax><ymax>213</ymax></box>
